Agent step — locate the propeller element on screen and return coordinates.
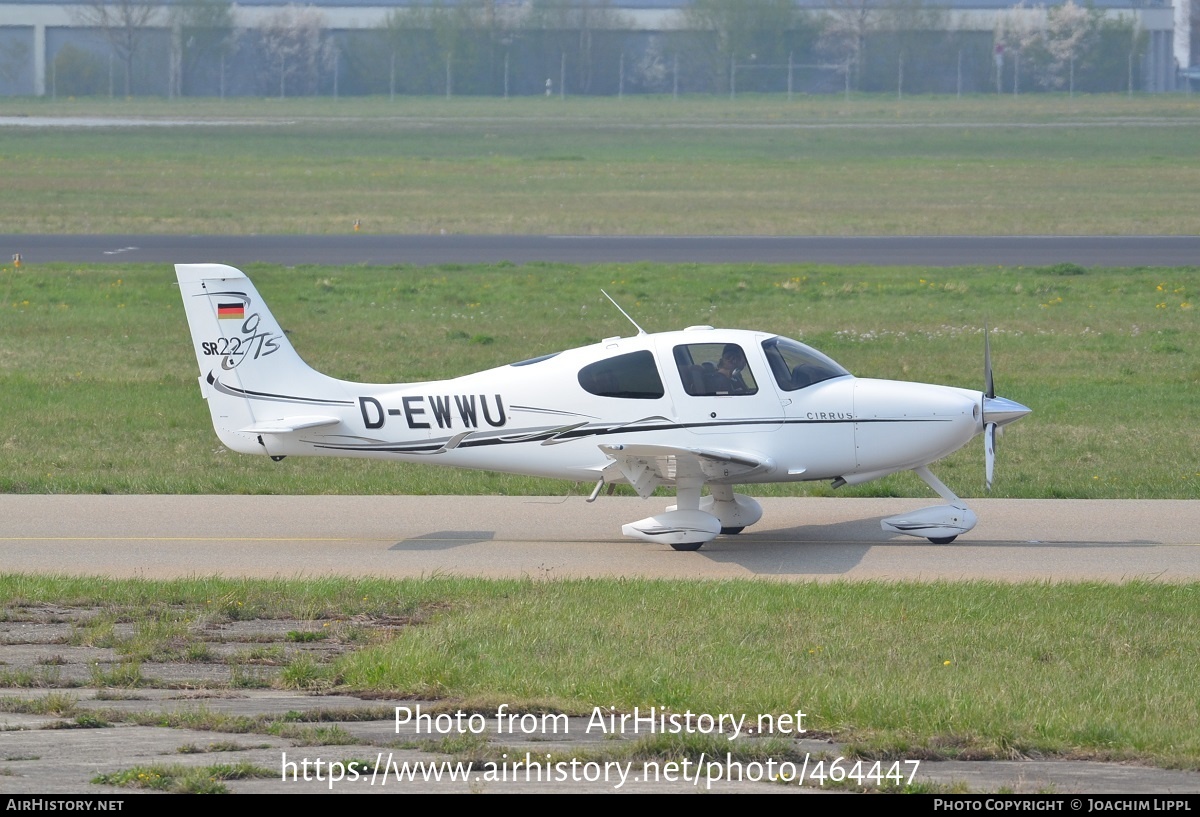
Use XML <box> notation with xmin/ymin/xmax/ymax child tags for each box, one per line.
<box><xmin>985</xmin><ymin>419</ymin><xmax>997</xmax><ymax>492</ymax></box>
<box><xmin>980</xmin><ymin>324</ymin><xmax>1032</xmax><ymax>492</ymax></box>
<box><xmin>984</xmin><ymin>325</ymin><xmax>996</xmax><ymax>492</ymax></box>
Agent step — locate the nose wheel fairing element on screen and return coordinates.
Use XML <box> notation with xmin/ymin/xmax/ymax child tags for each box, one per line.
<box><xmin>880</xmin><ymin>504</ymin><xmax>978</xmax><ymax>544</ymax></box>
<box><xmin>880</xmin><ymin>465</ymin><xmax>979</xmax><ymax>544</ymax></box>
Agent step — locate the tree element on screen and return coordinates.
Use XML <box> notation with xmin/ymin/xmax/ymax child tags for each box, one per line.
<box><xmin>994</xmin><ymin>4</ymin><xmax>1039</xmax><ymax>92</ymax></box>
<box><xmin>875</xmin><ymin>0</ymin><xmax>948</xmax><ymax>94</ymax></box>
<box><xmin>997</xmin><ymin>2</ymin><xmax>1103</xmax><ymax>92</ymax></box>
<box><xmin>1038</xmin><ymin>1</ymin><xmax>1101</xmax><ymax>90</ymax></box>
<box><xmin>170</xmin><ymin>0</ymin><xmax>235</xmax><ymax>97</ymax></box>
<box><xmin>1092</xmin><ymin>12</ymin><xmax>1147</xmax><ymax>92</ymax></box>
<box><xmin>818</xmin><ymin>0</ymin><xmax>873</xmax><ymax>89</ymax></box>
<box><xmin>52</xmin><ymin>43</ymin><xmax>109</xmax><ymax>96</ymax></box>
<box><xmin>685</xmin><ymin>0</ymin><xmax>796</xmax><ymax>93</ymax></box>
<box><xmin>71</xmin><ymin>0</ymin><xmax>162</xmax><ymax>96</ymax></box>
<box><xmin>526</xmin><ymin>0</ymin><xmax>630</xmax><ymax>95</ymax></box>
<box><xmin>381</xmin><ymin>1</ymin><xmax>497</xmax><ymax>96</ymax></box>
<box><xmin>258</xmin><ymin>4</ymin><xmax>336</xmax><ymax>98</ymax></box>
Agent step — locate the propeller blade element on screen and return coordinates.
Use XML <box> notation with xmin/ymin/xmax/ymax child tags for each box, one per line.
<box><xmin>984</xmin><ymin>323</ymin><xmax>995</xmax><ymax>399</ymax></box>
<box><xmin>985</xmin><ymin>422</ymin><xmax>996</xmax><ymax>492</ymax></box>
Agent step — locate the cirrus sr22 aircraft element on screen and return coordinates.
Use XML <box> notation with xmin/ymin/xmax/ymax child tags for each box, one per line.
<box><xmin>177</xmin><ymin>264</ymin><xmax>1030</xmax><ymax>551</ymax></box>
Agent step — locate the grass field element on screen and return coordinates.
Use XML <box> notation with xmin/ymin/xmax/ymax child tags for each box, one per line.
<box><xmin>2</xmin><ymin>575</ymin><xmax>1197</xmax><ymax>770</ymax></box>
<box><xmin>2</xmin><ymin>95</ymin><xmax>1199</xmax><ymax>235</ymax></box>
<box><xmin>1</xmin><ymin>261</ymin><xmax>1196</xmax><ymax>499</ymax></box>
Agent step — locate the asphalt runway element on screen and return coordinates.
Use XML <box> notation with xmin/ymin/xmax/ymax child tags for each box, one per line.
<box><xmin>5</xmin><ymin>495</ymin><xmax>1198</xmax><ymax>581</ymax></box>
<box><xmin>5</xmin><ymin>233</ymin><xmax>1200</xmax><ymax>267</ymax></box>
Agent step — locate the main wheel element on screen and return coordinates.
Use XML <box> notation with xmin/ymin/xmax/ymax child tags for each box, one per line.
<box><xmin>928</xmin><ymin>536</ymin><xmax>957</xmax><ymax>545</ymax></box>
<box><xmin>670</xmin><ymin>541</ymin><xmax>706</xmax><ymax>552</ymax></box>
<box><xmin>721</xmin><ymin>526</ymin><xmax>745</xmax><ymax>535</ymax></box>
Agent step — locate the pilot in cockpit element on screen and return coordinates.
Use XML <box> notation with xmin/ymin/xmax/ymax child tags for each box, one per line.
<box><xmin>707</xmin><ymin>344</ymin><xmax>748</xmax><ymax>394</ymax></box>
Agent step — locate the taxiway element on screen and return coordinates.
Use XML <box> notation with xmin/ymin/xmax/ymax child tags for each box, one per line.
<box><xmin>5</xmin><ymin>495</ymin><xmax>1198</xmax><ymax>581</ymax></box>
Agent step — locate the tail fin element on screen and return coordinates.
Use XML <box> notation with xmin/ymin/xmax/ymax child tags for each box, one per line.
<box><xmin>175</xmin><ymin>264</ymin><xmax>352</xmax><ymax>455</ymax></box>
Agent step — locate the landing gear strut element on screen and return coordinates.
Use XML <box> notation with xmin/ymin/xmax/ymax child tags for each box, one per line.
<box><xmin>623</xmin><ymin>481</ymin><xmax>763</xmax><ymax>551</ymax></box>
<box><xmin>880</xmin><ymin>466</ymin><xmax>977</xmax><ymax>544</ymax></box>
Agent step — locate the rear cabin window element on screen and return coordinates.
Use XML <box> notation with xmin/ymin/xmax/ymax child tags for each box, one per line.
<box><xmin>577</xmin><ymin>351</ymin><xmax>665</xmax><ymax>399</ymax></box>
<box><xmin>673</xmin><ymin>343</ymin><xmax>758</xmax><ymax>396</ymax></box>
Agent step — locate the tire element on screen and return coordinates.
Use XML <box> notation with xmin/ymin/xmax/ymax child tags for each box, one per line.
<box><xmin>670</xmin><ymin>541</ymin><xmax>706</xmax><ymax>552</ymax></box>
<box><xmin>721</xmin><ymin>526</ymin><xmax>745</xmax><ymax>535</ymax></box>
<box><xmin>928</xmin><ymin>536</ymin><xmax>957</xmax><ymax>545</ymax></box>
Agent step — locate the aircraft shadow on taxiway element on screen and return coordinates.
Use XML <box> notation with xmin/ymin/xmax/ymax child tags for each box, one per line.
<box><xmin>696</xmin><ymin>516</ymin><xmax>885</xmax><ymax>575</ymax></box>
<box><xmin>669</xmin><ymin>518</ymin><xmax>1161</xmax><ymax>576</ymax></box>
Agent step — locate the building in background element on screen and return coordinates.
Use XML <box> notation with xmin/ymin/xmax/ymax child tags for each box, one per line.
<box><xmin>0</xmin><ymin>0</ymin><xmax>1183</xmax><ymax>97</ymax></box>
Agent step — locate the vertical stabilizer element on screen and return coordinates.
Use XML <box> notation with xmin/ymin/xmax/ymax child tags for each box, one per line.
<box><xmin>175</xmin><ymin>264</ymin><xmax>353</xmax><ymax>455</ymax></box>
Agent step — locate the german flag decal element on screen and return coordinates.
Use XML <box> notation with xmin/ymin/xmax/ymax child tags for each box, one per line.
<box><xmin>218</xmin><ymin>302</ymin><xmax>245</xmax><ymax>320</ymax></box>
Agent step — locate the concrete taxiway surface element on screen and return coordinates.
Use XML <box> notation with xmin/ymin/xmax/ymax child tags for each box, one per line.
<box><xmin>4</xmin><ymin>496</ymin><xmax>1199</xmax><ymax>795</ymax></box>
<box><xmin>4</xmin><ymin>495</ymin><xmax>1198</xmax><ymax>581</ymax></box>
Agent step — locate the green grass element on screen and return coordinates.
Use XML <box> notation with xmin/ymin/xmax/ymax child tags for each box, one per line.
<box><xmin>92</xmin><ymin>762</ymin><xmax>274</xmax><ymax>793</ymax></box>
<box><xmin>1</xmin><ymin>262</ymin><xmax>1196</xmax><ymax>499</ymax></box>
<box><xmin>4</xmin><ymin>575</ymin><xmax>1198</xmax><ymax>768</ymax></box>
<box><xmin>1</xmin><ymin>95</ymin><xmax>1199</xmax><ymax>234</ymax></box>
<box><xmin>9</xmin><ymin>94</ymin><xmax>1200</xmax><ymax>123</ymax></box>
<box><xmin>337</xmin><ymin>579</ymin><xmax>1200</xmax><ymax>767</ymax></box>
<box><xmin>0</xmin><ymin>692</ymin><xmax>80</xmax><ymax>716</ymax></box>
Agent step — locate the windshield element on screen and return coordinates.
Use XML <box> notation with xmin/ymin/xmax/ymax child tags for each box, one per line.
<box><xmin>761</xmin><ymin>336</ymin><xmax>851</xmax><ymax>392</ymax></box>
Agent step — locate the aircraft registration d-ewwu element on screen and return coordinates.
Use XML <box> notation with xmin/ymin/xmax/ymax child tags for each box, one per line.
<box><xmin>177</xmin><ymin>264</ymin><xmax>1030</xmax><ymax>550</ymax></box>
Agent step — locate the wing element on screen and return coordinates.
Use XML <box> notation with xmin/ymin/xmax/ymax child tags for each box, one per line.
<box><xmin>597</xmin><ymin>443</ymin><xmax>775</xmax><ymax>498</ymax></box>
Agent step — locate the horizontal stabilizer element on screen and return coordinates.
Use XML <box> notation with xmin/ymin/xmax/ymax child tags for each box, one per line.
<box><xmin>239</xmin><ymin>416</ymin><xmax>340</xmax><ymax>434</ymax></box>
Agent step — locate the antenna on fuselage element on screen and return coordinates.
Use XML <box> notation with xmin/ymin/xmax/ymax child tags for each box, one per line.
<box><xmin>600</xmin><ymin>289</ymin><xmax>647</xmax><ymax>336</ymax></box>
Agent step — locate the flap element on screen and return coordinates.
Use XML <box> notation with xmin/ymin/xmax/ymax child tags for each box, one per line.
<box><xmin>598</xmin><ymin>443</ymin><xmax>774</xmax><ymax>498</ymax></box>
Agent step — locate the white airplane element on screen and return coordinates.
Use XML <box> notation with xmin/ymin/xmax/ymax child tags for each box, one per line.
<box><xmin>176</xmin><ymin>263</ymin><xmax>1030</xmax><ymax>551</ymax></box>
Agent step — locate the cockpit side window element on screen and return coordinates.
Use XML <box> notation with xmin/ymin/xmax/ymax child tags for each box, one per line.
<box><xmin>673</xmin><ymin>343</ymin><xmax>759</xmax><ymax>396</ymax></box>
<box><xmin>761</xmin><ymin>337</ymin><xmax>850</xmax><ymax>392</ymax></box>
<box><xmin>577</xmin><ymin>350</ymin><xmax>664</xmax><ymax>399</ymax></box>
